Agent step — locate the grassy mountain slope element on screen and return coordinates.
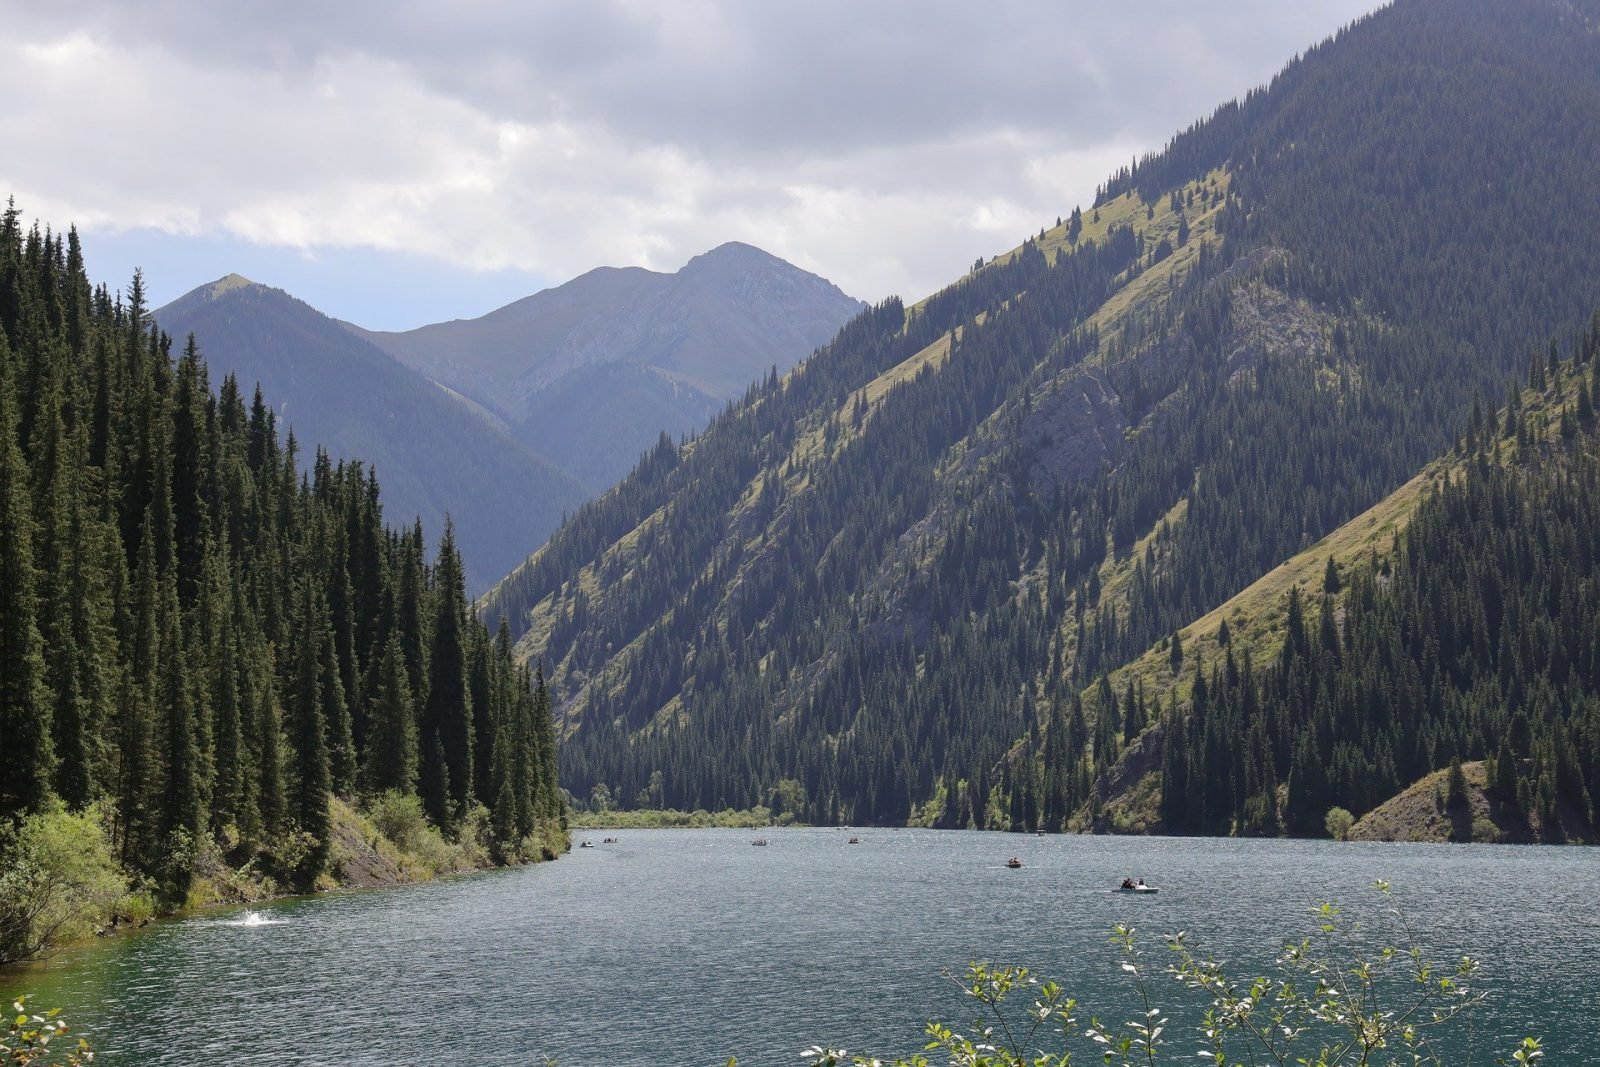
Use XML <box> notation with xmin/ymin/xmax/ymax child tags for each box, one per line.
<box><xmin>1086</xmin><ymin>346</ymin><xmax>1600</xmax><ymax>838</ymax></box>
<box><xmin>481</xmin><ymin>0</ymin><xmax>1600</xmax><ymax>827</ymax></box>
<box><xmin>155</xmin><ymin>277</ymin><xmax>587</xmax><ymax>593</ymax></box>
<box><xmin>353</xmin><ymin>242</ymin><xmax>867</xmax><ymax>493</ymax></box>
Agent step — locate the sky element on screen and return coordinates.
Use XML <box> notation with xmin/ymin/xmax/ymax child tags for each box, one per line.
<box><xmin>2</xmin><ymin>1</ymin><xmax>1383</xmax><ymax>331</ymax></box>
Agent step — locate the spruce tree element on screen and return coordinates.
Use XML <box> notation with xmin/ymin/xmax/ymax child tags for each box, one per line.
<box><xmin>424</xmin><ymin>520</ymin><xmax>473</xmax><ymax>820</ymax></box>
<box><xmin>254</xmin><ymin>666</ymin><xmax>285</xmax><ymax>841</ymax></box>
<box><xmin>210</xmin><ymin>617</ymin><xmax>244</xmax><ymax>836</ymax></box>
<box><xmin>319</xmin><ymin>622</ymin><xmax>355</xmax><ymax>795</ymax></box>
<box><xmin>289</xmin><ymin>584</ymin><xmax>331</xmax><ymax>882</ymax></box>
<box><xmin>118</xmin><ymin>525</ymin><xmax>161</xmax><ymax>868</ymax></box>
<box><xmin>0</xmin><ymin>373</ymin><xmax>52</xmax><ymax>817</ymax></box>
<box><xmin>364</xmin><ymin>632</ymin><xmax>418</xmax><ymax>794</ymax></box>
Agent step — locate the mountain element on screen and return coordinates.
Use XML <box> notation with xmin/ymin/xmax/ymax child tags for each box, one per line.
<box><xmin>478</xmin><ymin>0</ymin><xmax>1600</xmax><ymax>831</ymax></box>
<box><xmin>154</xmin><ymin>276</ymin><xmax>587</xmax><ymax>592</ymax></box>
<box><xmin>1087</xmin><ymin>335</ymin><xmax>1600</xmax><ymax>840</ymax></box>
<box><xmin>350</xmin><ymin>242</ymin><xmax>867</xmax><ymax>492</ymax></box>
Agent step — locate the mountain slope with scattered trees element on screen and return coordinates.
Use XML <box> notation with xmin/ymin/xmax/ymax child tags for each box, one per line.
<box><xmin>480</xmin><ymin>0</ymin><xmax>1600</xmax><ymax>831</ymax></box>
<box><xmin>1098</xmin><ymin>335</ymin><xmax>1600</xmax><ymax>842</ymax></box>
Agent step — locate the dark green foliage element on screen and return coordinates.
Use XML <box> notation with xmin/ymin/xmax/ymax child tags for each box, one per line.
<box><xmin>0</xmin><ymin>209</ymin><xmax>564</xmax><ymax>898</ymax></box>
<box><xmin>364</xmin><ymin>633</ymin><xmax>418</xmax><ymax>795</ymax></box>
<box><xmin>1447</xmin><ymin>759</ymin><xmax>1468</xmax><ymax>811</ymax></box>
<box><xmin>289</xmin><ymin>584</ymin><xmax>332</xmax><ymax>884</ymax></box>
<box><xmin>423</xmin><ymin>520</ymin><xmax>473</xmax><ymax>824</ymax></box>
<box><xmin>1164</xmin><ymin>363</ymin><xmax>1600</xmax><ymax>836</ymax></box>
<box><xmin>0</xmin><ymin>368</ymin><xmax>52</xmax><ymax>814</ymax></box>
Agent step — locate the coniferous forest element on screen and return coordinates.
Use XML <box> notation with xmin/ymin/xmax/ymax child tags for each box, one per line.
<box><xmin>1159</xmin><ymin>334</ymin><xmax>1600</xmax><ymax>839</ymax></box>
<box><xmin>0</xmin><ymin>202</ymin><xmax>565</xmax><ymax>935</ymax></box>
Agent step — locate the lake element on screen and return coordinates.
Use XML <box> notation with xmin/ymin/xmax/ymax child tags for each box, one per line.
<box><xmin>6</xmin><ymin>829</ymin><xmax>1598</xmax><ymax>1065</ymax></box>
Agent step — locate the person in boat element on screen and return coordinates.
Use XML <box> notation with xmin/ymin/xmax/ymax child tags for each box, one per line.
<box><xmin>1121</xmin><ymin>877</ymin><xmax>1135</xmax><ymax>890</ymax></box>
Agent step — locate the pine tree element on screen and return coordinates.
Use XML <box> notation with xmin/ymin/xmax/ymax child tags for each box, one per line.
<box><xmin>1446</xmin><ymin>757</ymin><xmax>1468</xmax><ymax>810</ymax></box>
<box><xmin>469</xmin><ymin>627</ymin><xmax>496</xmax><ymax>809</ymax></box>
<box><xmin>210</xmin><ymin>609</ymin><xmax>244</xmax><ymax>836</ymax></box>
<box><xmin>319</xmin><ymin>621</ymin><xmax>355</xmax><ymax>795</ymax></box>
<box><xmin>0</xmin><ymin>372</ymin><xmax>53</xmax><ymax>817</ymax></box>
<box><xmin>364</xmin><ymin>632</ymin><xmax>418</xmax><ymax>794</ymax></box>
<box><xmin>289</xmin><ymin>583</ymin><xmax>331</xmax><ymax>882</ymax></box>
<box><xmin>424</xmin><ymin>520</ymin><xmax>474</xmax><ymax>821</ymax></box>
<box><xmin>157</xmin><ymin>591</ymin><xmax>203</xmax><ymax>897</ymax></box>
<box><xmin>254</xmin><ymin>664</ymin><xmax>285</xmax><ymax>841</ymax></box>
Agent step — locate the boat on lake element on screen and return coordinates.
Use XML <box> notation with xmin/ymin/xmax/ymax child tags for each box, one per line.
<box><xmin>1117</xmin><ymin>878</ymin><xmax>1157</xmax><ymax>893</ymax></box>
<box><xmin>1005</xmin><ymin>857</ymin><xmax>1022</xmax><ymax>868</ymax></box>
<box><xmin>751</xmin><ymin>838</ymin><xmax>769</xmax><ymax>846</ymax></box>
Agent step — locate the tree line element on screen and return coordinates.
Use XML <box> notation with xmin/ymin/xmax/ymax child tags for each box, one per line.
<box><xmin>0</xmin><ymin>202</ymin><xmax>564</xmax><ymax>902</ymax></box>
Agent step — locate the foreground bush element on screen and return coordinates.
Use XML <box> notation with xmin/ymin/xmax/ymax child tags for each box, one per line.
<box><xmin>793</xmin><ymin>884</ymin><xmax>1540</xmax><ymax>1067</ymax></box>
<box><xmin>2</xmin><ymin>998</ymin><xmax>92</xmax><ymax>1065</ymax></box>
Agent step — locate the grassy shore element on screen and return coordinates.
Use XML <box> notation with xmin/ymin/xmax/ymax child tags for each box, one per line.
<box><xmin>570</xmin><ymin>806</ymin><xmax>798</xmax><ymax>830</ymax></box>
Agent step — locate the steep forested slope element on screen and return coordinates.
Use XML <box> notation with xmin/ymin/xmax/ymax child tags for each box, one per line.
<box><xmin>1098</xmin><ymin>333</ymin><xmax>1600</xmax><ymax>842</ymax></box>
<box><xmin>482</xmin><ymin>0</ymin><xmax>1600</xmax><ymax>827</ymax></box>
<box><xmin>154</xmin><ymin>277</ymin><xmax>587</xmax><ymax>593</ymax></box>
<box><xmin>0</xmin><ymin>208</ymin><xmax>564</xmax><ymax>920</ymax></box>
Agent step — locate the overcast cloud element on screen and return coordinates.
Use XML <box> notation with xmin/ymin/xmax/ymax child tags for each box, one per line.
<box><xmin>1</xmin><ymin>1</ymin><xmax>1382</xmax><ymax>328</ymax></box>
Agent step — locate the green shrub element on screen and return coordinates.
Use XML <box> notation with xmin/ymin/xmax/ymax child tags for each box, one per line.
<box><xmin>1324</xmin><ymin>806</ymin><xmax>1355</xmax><ymax>840</ymax></box>
<box><xmin>364</xmin><ymin>791</ymin><xmax>474</xmax><ymax>878</ymax></box>
<box><xmin>367</xmin><ymin>791</ymin><xmax>430</xmax><ymax>853</ymax></box>
<box><xmin>0</xmin><ymin>805</ymin><xmax>125</xmax><ymax>965</ymax></box>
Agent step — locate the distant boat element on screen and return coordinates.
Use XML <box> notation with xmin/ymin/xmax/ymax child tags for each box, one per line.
<box><xmin>579</xmin><ymin>840</ymin><xmax>596</xmax><ymax>849</ymax></box>
<box><xmin>1117</xmin><ymin>880</ymin><xmax>1157</xmax><ymax>893</ymax></box>
<box><xmin>751</xmin><ymin>838</ymin><xmax>769</xmax><ymax>846</ymax></box>
<box><xmin>847</xmin><ymin>837</ymin><xmax>861</xmax><ymax>844</ymax></box>
<box><xmin>1005</xmin><ymin>857</ymin><xmax>1022</xmax><ymax>869</ymax></box>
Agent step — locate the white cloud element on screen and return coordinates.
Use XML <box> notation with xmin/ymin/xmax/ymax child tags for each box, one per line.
<box><xmin>0</xmin><ymin>1</ymin><xmax>1384</xmax><ymax>307</ymax></box>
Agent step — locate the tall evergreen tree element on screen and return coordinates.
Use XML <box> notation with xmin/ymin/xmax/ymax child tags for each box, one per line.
<box><xmin>0</xmin><ymin>372</ymin><xmax>52</xmax><ymax>816</ymax></box>
<box><xmin>423</xmin><ymin>519</ymin><xmax>473</xmax><ymax>821</ymax></box>
<box><xmin>364</xmin><ymin>632</ymin><xmax>418</xmax><ymax>794</ymax></box>
<box><xmin>289</xmin><ymin>583</ymin><xmax>332</xmax><ymax>882</ymax></box>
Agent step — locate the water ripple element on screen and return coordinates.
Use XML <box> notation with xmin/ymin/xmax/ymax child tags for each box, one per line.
<box><xmin>8</xmin><ymin>831</ymin><xmax>1597</xmax><ymax>1066</ymax></box>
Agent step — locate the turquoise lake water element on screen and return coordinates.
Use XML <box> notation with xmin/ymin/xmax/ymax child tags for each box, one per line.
<box><xmin>7</xmin><ymin>829</ymin><xmax>1597</xmax><ymax>1064</ymax></box>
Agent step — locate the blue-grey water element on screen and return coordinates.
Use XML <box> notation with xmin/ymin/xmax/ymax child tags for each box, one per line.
<box><xmin>6</xmin><ymin>830</ymin><xmax>1598</xmax><ymax>1065</ymax></box>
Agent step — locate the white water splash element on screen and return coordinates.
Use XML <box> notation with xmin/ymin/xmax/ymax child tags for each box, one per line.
<box><xmin>218</xmin><ymin>910</ymin><xmax>285</xmax><ymax>927</ymax></box>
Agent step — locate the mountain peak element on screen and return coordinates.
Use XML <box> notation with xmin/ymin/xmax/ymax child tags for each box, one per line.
<box><xmin>679</xmin><ymin>241</ymin><xmax>807</xmax><ymax>281</ymax></box>
<box><xmin>208</xmin><ymin>273</ymin><xmax>260</xmax><ymax>298</ymax></box>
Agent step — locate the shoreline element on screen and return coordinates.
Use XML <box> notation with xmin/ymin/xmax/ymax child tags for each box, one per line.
<box><xmin>1</xmin><ymin>796</ymin><xmax>570</xmax><ymax>978</ymax></box>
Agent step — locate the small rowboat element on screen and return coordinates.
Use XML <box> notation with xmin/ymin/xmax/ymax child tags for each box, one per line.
<box><xmin>1005</xmin><ymin>857</ymin><xmax>1023</xmax><ymax>869</ymax></box>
